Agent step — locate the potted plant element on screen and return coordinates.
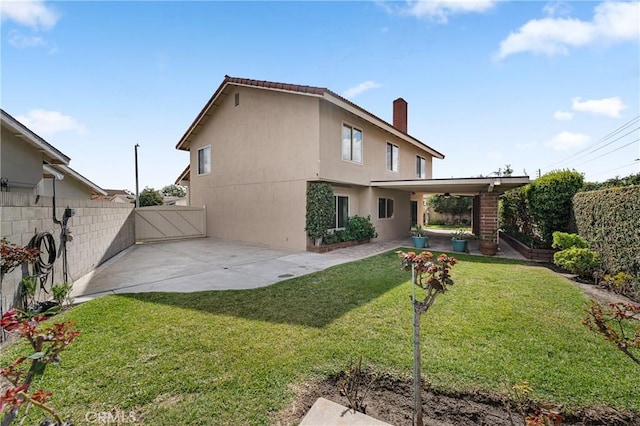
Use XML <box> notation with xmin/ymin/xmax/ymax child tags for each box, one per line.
<box><xmin>479</xmin><ymin>229</ymin><xmax>499</xmax><ymax>256</ymax></box>
<box><xmin>411</xmin><ymin>226</ymin><xmax>429</xmax><ymax>249</ymax></box>
<box><xmin>451</xmin><ymin>229</ymin><xmax>470</xmax><ymax>253</ymax></box>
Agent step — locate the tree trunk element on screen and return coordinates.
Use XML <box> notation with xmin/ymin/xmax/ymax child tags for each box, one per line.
<box><xmin>413</xmin><ymin>302</ymin><xmax>423</xmax><ymax>426</ymax></box>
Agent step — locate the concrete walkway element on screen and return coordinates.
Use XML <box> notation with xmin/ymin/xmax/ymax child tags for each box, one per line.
<box><xmin>71</xmin><ymin>230</ymin><xmax>524</xmax><ymax>303</ymax></box>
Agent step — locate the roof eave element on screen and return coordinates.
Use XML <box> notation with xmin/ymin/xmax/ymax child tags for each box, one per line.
<box><xmin>175</xmin><ymin>164</ymin><xmax>190</xmax><ymax>184</ymax></box>
<box><xmin>1</xmin><ymin>109</ymin><xmax>71</xmax><ymax>164</ymax></box>
<box><xmin>322</xmin><ymin>91</ymin><xmax>445</xmax><ymax>159</ymax></box>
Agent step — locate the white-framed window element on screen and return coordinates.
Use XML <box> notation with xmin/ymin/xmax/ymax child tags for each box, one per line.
<box><xmin>416</xmin><ymin>156</ymin><xmax>426</xmax><ymax>179</ymax></box>
<box><xmin>342</xmin><ymin>123</ymin><xmax>362</xmax><ymax>163</ymax></box>
<box><xmin>332</xmin><ymin>195</ymin><xmax>349</xmax><ymax>229</ymax></box>
<box><xmin>378</xmin><ymin>198</ymin><xmax>394</xmax><ymax>219</ymax></box>
<box><xmin>386</xmin><ymin>142</ymin><xmax>399</xmax><ymax>172</ymax></box>
<box><xmin>198</xmin><ymin>145</ymin><xmax>211</xmax><ymax>175</ymax></box>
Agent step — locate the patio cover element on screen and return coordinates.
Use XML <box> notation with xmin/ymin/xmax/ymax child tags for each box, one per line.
<box><xmin>370</xmin><ymin>176</ymin><xmax>531</xmax><ymax>195</ymax></box>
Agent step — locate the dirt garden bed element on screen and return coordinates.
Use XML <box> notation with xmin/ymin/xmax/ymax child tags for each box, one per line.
<box><xmin>272</xmin><ymin>372</ymin><xmax>639</xmax><ymax>426</ymax></box>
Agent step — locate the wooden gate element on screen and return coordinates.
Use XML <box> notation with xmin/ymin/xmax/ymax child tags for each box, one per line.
<box><xmin>135</xmin><ymin>205</ymin><xmax>206</xmax><ymax>242</ymax></box>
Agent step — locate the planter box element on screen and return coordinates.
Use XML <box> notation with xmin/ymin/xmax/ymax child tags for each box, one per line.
<box><xmin>306</xmin><ymin>239</ymin><xmax>370</xmax><ymax>253</ymax></box>
<box><xmin>500</xmin><ymin>232</ymin><xmax>557</xmax><ymax>262</ymax></box>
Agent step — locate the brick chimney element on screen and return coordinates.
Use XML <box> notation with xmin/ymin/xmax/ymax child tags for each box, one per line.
<box><xmin>393</xmin><ymin>98</ymin><xmax>408</xmax><ymax>133</ymax></box>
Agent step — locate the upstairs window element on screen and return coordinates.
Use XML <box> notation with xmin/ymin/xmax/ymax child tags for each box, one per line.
<box><xmin>378</xmin><ymin>198</ymin><xmax>394</xmax><ymax>219</ymax></box>
<box><xmin>386</xmin><ymin>143</ymin><xmax>399</xmax><ymax>172</ymax></box>
<box><xmin>342</xmin><ymin>124</ymin><xmax>362</xmax><ymax>163</ymax></box>
<box><xmin>332</xmin><ymin>195</ymin><xmax>349</xmax><ymax>229</ymax></box>
<box><xmin>198</xmin><ymin>145</ymin><xmax>211</xmax><ymax>175</ymax></box>
<box><xmin>416</xmin><ymin>156</ymin><xmax>426</xmax><ymax>179</ymax></box>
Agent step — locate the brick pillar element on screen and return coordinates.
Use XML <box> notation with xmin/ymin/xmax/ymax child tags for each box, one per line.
<box><xmin>479</xmin><ymin>192</ymin><xmax>499</xmax><ymax>241</ymax></box>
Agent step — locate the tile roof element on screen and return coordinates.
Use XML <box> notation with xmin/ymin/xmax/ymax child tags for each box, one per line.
<box><xmin>224</xmin><ymin>76</ymin><xmax>326</xmax><ymax>96</ymax></box>
<box><xmin>175</xmin><ymin>75</ymin><xmax>444</xmax><ymax>159</ymax></box>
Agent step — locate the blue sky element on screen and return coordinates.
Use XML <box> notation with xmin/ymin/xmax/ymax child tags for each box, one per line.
<box><xmin>2</xmin><ymin>0</ymin><xmax>639</xmax><ymax>191</ymax></box>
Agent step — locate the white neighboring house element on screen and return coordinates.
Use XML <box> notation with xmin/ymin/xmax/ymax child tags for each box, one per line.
<box><xmin>1</xmin><ymin>109</ymin><xmax>106</xmax><ymax>199</ymax></box>
<box><xmin>162</xmin><ymin>196</ymin><xmax>188</xmax><ymax>206</ymax></box>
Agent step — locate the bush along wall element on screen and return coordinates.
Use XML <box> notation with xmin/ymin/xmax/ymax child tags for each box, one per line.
<box><xmin>305</xmin><ymin>182</ymin><xmax>334</xmax><ymax>244</ymax></box>
<box><xmin>573</xmin><ymin>185</ymin><xmax>640</xmax><ymax>289</ymax></box>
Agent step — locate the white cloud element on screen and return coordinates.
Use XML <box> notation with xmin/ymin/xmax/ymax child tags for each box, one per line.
<box><xmin>553</xmin><ymin>110</ymin><xmax>573</xmax><ymax>121</ymax></box>
<box><xmin>0</xmin><ymin>0</ymin><xmax>59</xmax><ymax>30</ymax></box>
<box><xmin>497</xmin><ymin>1</ymin><xmax>640</xmax><ymax>59</ymax></box>
<box><xmin>8</xmin><ymin>30</ymin><xmax>46</xmax><ymax>48</ymax></box>
<box><xmin>546</xmin><ymin>131</ymin><xmax>590</xmax><ymax>151</ymax></box>
<box><xmin>342</xmin><ymin>81</ymin><xmax>382</xmax><ymax>99</ymax></box>
<box><xmin>572</xmin><ymin>96</ymin><xmax>626</xmax><ymax>118</ymax></box>
<box><xmin>542</xmin><ymin>1</ymin><xmax>571</xmax><ymax>18</ymax></box>
<box><xmin>16</xmin><ymin>109</ymin><xmax>85</xmax><ymax>136</ymax></box>
<box><xmin>395</xmin><ymin>0</ymin><xmax>498</xmax><ymax>23</ymax></box>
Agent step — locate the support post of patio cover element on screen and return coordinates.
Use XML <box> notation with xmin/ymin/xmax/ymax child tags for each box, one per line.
<box><xmin>478</xmin><ymin>192</ymin><xmax>499</xmax><ymax>241</ymax></box>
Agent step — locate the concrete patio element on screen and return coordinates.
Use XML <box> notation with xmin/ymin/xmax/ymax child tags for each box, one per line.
<box><xmin>71</xmin><ymin>229</ymin><xmax>525</xmax><ymax>303</ymax></box>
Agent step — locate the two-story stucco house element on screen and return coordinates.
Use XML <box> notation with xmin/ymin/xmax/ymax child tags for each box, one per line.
<box><xmin>176</xmin><ymin>76</ymin><xmax>529</xmax><ymax>251</ymax></box>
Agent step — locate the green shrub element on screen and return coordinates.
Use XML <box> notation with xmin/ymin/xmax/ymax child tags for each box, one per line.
<box><xmin>500</xmin><ymin>187</ymin><xmax>534</xmax><ymax>237</ymax></box>
<box><xmin>600</xmin><ymin>272</ymin><xmax>639</xmax><ymax>300</ymax></box>
<box><xmin>346</xmin><ymin>215</ymin><xmax>377</xmax><ymax>241</ymax></box>
<box><xmin>305</xmin><ymin>182</ymin><xmax>334</xmax><ymax>240</ymax></box>
<box><xmin>323</xmin><ymin>233</ymin><xmax>339</xmax><ymax>245</ymax></box>
<box><xmin>334</xmin><ymin>229</ymin><xmax>350</xmax><ymax>242</ymax></box>
<box><xmin>552</xmin><ymin>232</ymin><xmax>588</xmax><ymax>250</ymax></box>
<box><xmin>52</xmin><ymin>282</ymin><xmax>73</xmax><ymax>307</ymax></box>
<box><xmin>573</xmin><ymin>186</ymin><xmax>640</xmax><ymax>280</ymax></box>
<box><xmin>525</xmin><ymin>170</ymin><xmax>584</xmax><ymax>247</ymax></box>
<box><xmin>553</xmin><ymin>248</ymin><xmax>600</xmax><ymax>278</ymax></box>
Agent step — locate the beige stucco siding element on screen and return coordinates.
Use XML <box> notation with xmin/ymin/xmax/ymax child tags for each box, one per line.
<box><xmin>318</xmin><ymin>101</ymin><xmax>433</xmax><ymax>185</ymax></box>
<box><xmin>38</xmin><ymin>177</ymin><xmax>94</xmax><ymax>200</ymax></box>
<box><xmin>188</xmin><ymin>86</ymin><xmax>320</xmax><ymax>250</ymax></box>
<box><xmin>0</xmin><ymin>128</ymin><xmax>43</xmax><ymax>194</ymax></box>
<box><xmin>367</xmin><ymin>187</ymin><xmax>411</xmax><ymax>241</ymax></box>
<box><xmin>330</xmin><ymin>185</ymin><xmax>410</xmax><ymax>241</ymax></box>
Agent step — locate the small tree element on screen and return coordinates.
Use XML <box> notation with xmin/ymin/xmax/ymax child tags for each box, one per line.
<box><xmin>584</xmin><ymin>301</ymin><xmax>640</xmax><ymax>365</ymax></box>
<box><xmin>138</xmin><ymin>187</ymin><xmax>163</xmax><ymax>207</ymax></box>
<box><xmin>0</xmin><ymin>310</ymin><xmax>79</xmax><ymax>425</ymax></box>
<box><xmin>525</xmin><ymin>170</ymin><xmax>583</xmax><ymax>247</ymax></box>
<box><xmin>397</xmin><ymin>251</ymin><xmax>457</xmax><ymax>426</ymax></box>
<box><xmin>160</xmin><ymin>184</ymin><xmax>187</xmax><ymax>198</ymax></box>
<box><xmin>493</xmin><ymin>164</ymin><xmax>513</xmax><ymax>177</ymax></box>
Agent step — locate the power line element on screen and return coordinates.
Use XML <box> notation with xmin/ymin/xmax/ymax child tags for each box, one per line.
<box><xmin>572</xmin><ymin>138</ymin><xmax>639</xmax><ymax>168</ymax></box>
<box><xmin>576</xmin><ymin>125</ymin><xmax>638</xmax><ymax>156</ymax></box>
<box><xmin>540</xmin><ymin>115</ymin><xmax>640</xmax><ymax>171</ymax></box>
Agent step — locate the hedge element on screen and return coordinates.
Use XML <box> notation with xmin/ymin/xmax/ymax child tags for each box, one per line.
<box><xmin>573</xmin><ymin>185</ymin><xmax>640</xmax><ymax>278</ymax></box>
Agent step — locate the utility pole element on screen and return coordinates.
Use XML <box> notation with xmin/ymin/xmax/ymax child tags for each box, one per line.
<box><xmin>135</xmin><ymin>144</ymin><xmax>140</xmax><ymax>208</ymax></box>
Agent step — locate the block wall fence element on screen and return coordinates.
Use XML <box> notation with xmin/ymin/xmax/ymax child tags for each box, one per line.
<box><xmin>0</xmin><ymin>192</ymin><xmax>135</xmax><ymax>312</ymax></box>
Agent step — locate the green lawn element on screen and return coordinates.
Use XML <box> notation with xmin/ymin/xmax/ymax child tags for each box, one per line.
<box><xmin>2</xmin><ymin>250</ymin><xmax>638</xmax><ymax>424</ymax></box>
<box><xmin>424</xmin><ymin>224</ymin><xmax>471</xmax><ymax>231</ymax></box>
